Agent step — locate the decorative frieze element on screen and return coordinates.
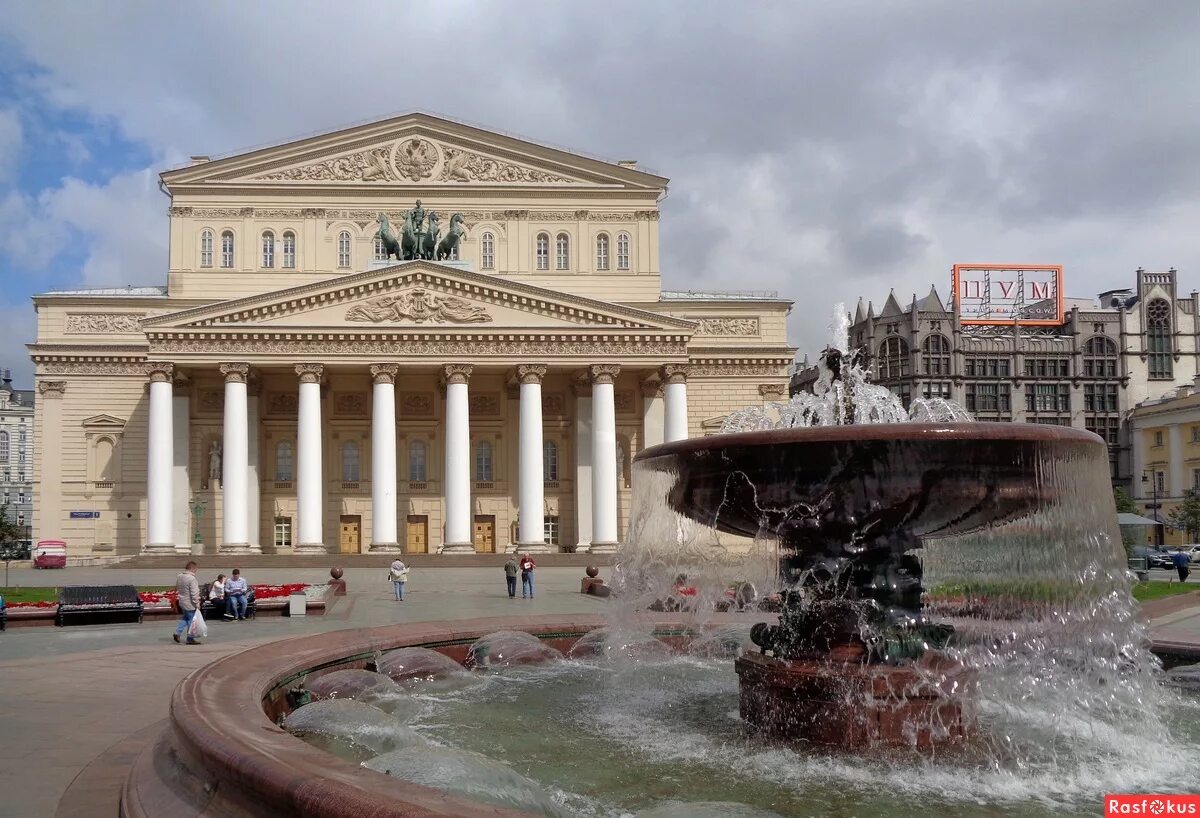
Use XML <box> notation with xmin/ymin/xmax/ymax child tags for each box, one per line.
<box><xmin>587</xmin><ymin>212</ymin><xmax>636</xmax><ymax>222</ymax></box>
<box><xmin>38</xmin><ymin>380</ymin><xmax>67</xmax><ymax>398</ymax></box>
<box><xmin>688</xmin><ymin>363</ymin><xmax>788</xmax><ymax>377</ymax></box>
<box><xmin>197</xmin><ymin>390</ymin><xmax>223</xmax><ymax>412</ymax></box>
<box><xmin>260</xmin><ymin>147</ymin><xmax>397</xmax><ymax>182</ymax></box>
<box><xmin>615</xmin><ymin>390</ymin><xmax>636</xmax><ymax>412</ymax></box>
<box><xmin>400</xmin><ymin>393</ymin><xmax>434</xmax><ymax>417</ymax></box>
<box><xmin>439</xmin><ymin>147</ymin><xmax>571</xmax><ymax>184</ymax></box>
<box><xmin>469</xmin><ymin>394</ymin><xmax>500</xmax><ymax>415</ymax></box>
<box><xmin>541</xmin><ymin>393</ymin><xmax>566</xmax><ymax>414</ymax></box>
<box><xmin>334</xmin><ymin>393</ymin><xmax>367</xmax><ymax>415</ymax></box>
<box><xmin>345</xmin><ymin>289</ymin><xmax>492</xmax><ymax>324</ymax></box>
<box><xmin>35</xmin><ymin>360</ymin><xmax>152</xmax><ymax>376</ymax></box>
<box><xmin>266</xmin><ymin>392</ymin><xmax>298</xmax><ymax>415</ymax></box>
<box><xmin>395</xmin><ymin>138</ymin><xmax>439</xmax><ymax>181</ymax></box>
<box><xmin>528</xmin><ymin>211</ymin><xmax>578</xmax><ymax>220</ymax></box>
<box><xmin>65</xmin><ymin>313</ymin><xmax>144</xmax><ymax>334</ymax></box>
<box><xmin>151</xmin><ymin>336</ymin><xmax>689</xmax><ymax>358</ymax></box>
<box><xmin>695</xmin><ymin>317</ymin><xmax>760</xmax><ymax>336</ymax></box>
<box><xmin>758</xmin><ymin>383</ymin><xmax>788</xmax><ymax>401</ymax></box>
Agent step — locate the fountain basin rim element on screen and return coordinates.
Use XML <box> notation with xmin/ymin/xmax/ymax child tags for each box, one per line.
<box><xmin>635</xmin><ymin>421</ymin><xmax>1104</xmax><ymax>463</ymax></box>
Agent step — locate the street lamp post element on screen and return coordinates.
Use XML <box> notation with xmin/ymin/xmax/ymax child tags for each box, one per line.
<box><xmin>1142</xmin><ymin>470</ymin><xmax>1162</xmax><ymax>547</ymax></box>
<box><xmin>190</xmin><ymin>496</ymin><xmax>207</xmax><ymax>551</ymax></box>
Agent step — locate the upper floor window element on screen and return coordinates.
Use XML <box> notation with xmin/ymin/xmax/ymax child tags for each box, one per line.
<box><xmin>616</xmin><ymin>232</ymin><xmax>630</xmax><ymax>270</ymax></box>
<box><xmin>199</xmin><ymin>229</ymin><xmax>214</xmax><ymax>267</ymax></box>
<box><xmin>1082</xmin><ymin>335</ymin><xmax>1119</xmax><ymax>378</ymax></box>
<box><xmin>555</xmin><ymin>233</ymin><xmax>569</xmax><ymax>270</ymax></box>
<box><xmin>337</xmin><ymin>231</ymin><xmax>352</xmax><ymax>269</ymax></box>
<box><xmin>409</xmin><ymin>440</ymin><xmax>427</xmax><ymax>482</ymax></box>
<box><xmin>374</xmin><ymin>236</ymin><xmax>387</xmax><ymax>261</ymax></box>
<box><xmin>481</xmin><ymin>231</ymin><xmax>495</xmax><ymax>270</ymax></box>
<box><xmin>535</xmin><ymin>233</ymin><xmax>550</xmax><ymax>270</ymax></box>
<box><xmin>1023</xmin><ymin>355</ymin><xmax>1070</xmax><ymax>378</ymax></box>
<box><xmin>0</xmin><ymin>431</ymin><xmax>7</xmax><ymax>461</ymax></box>
<box><xmin>963</xmin><ymin>356</ymin><xmax>1011</xmax><ymax>377</ymax></box>
<box><xmin>1147</xmin><ymin>298</ymin><xmax>1173</xmax><ymax>380</ymax></box>
<box><xmin>475</xmin><ymin>440</ymin><xmax>493</xmax><ymax>482</ymax></box>
<box><xmin>261</xmin><ymin>231</ymin><xmax>275</xmax><ymax>268</ymax></box>
<box><xmin>220</xmin><ymin>231</ymin><xmax>235</xmax><ymax>268</ymax></box>
<box><xmin>543</xmin><ymin>440</ymin><xmax>559</xmax><ymax>482</ymax></box>
<box><xmin>596</xmin><ymin>234</ymin><xmax>610</xmax><ymax>270</ymax></box>
<box><xmin>921</xmin><ymin>334</ymin><xmax>951</xmax><ymax>376</ymax></box>
<box><xmin>877</xmin><ymin>337</ymin><xmax>910</xmax><ymax>380</ymax></box>
<box><xmin>341</xmin><ymin>441</ymin><xmax>360</xmax><ymax>483</ymax></box>
<box><xmin>281</xmin><ymin>231</ymin><xmax>296</xmax><ymax>268</ymax></box>
<box><xmin>274</xmin><ymin>441</ymin><xmax>293</xmax><ymax>482</ymax></box>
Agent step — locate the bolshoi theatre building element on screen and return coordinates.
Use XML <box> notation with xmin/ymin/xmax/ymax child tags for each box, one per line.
<box><xmin>29</xmin><ymin>113</ymin><xmax>795</xmax><ymax>556</ymax></box>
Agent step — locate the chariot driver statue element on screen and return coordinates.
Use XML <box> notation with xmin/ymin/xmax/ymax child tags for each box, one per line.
<box><xmin>409</xmin><ymin>199</ymin><xmax>427</xmax><ymax>236</ymax></box>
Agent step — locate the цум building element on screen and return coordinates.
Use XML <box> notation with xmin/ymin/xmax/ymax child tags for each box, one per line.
<box><xmin>29</xmin><ymin>112</ymin><xmax>795</xmax><ymax>557</ymax></box>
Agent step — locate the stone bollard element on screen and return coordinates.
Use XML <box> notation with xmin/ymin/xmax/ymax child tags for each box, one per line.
<box><xmin>327</xmin><ymin>566</ymin><xmax>347</xmax><ymax>596</ymax></box>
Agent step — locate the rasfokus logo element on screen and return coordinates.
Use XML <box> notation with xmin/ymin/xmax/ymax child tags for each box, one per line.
<box><xmin>1106</xmin><ymin>795</ymin><xmax>1200</xmax><ymax>815</ymax></box>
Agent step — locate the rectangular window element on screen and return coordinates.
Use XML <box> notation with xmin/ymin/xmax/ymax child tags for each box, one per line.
<box><xmin>922</xmin><ymin>382</ymin><xmax>952</xmax><ymax>400</ymax></box>
<box><xmin>1156</xmin><ymin>471</ymin><xmax>1166</xmax><ymax>494</ymax></box>
<box><xmin>1154</xmin><ymin>431</ymin><xmax>1164</xmax><ymax>447</ymax></box>
<box><xmin>1192</xmin><ymin>426</ymin><xmax>1200</xmax><ymax>443</ymax></box>
<box><xmin>888</xmin><ymin>383</ymin><xmax>912</xmax><ymax>409</ymax></box>
<box><xmin>1023</xmin><ymin>357</ymin><xmax>1070</xmax><ymax>378</ymax></box>
<box><xmin>338</xmin><ymin>233</ymin><xmax>352</xmax><ymax>269</ymax></box>
<box><xmin>965</xmin><ymin>383</ymin><xmax>1011</xmax><ymax>414</ymax></box>
<box><xmin>1193</xmin><ymin>469</ymin><xmax>1200</xmax><ymax>492</ymax></box>
<box><xmin>274</xmin><ymin>517</ymin><xmax>293</xmax><ymax>549</ymax></box>
<box><xmin>544</xmin><ymin>515</ymin><xmax>560</xmax><ymax>546</ymax></box>
<box><xmin>1025</xmin><ymin>383</ymin><xmax>1070</xmax><ymax>413</ymax></box>
<box><xmin>1084</xmin><ymin>383</ymin><xmax>1119</xmax><ymax>413</ymax></box>
<box><xmin>964</xmin><ymin>357</ymin><xmax>1011</xmax><ymax>378</ymax></box>
<box><xmin>1085</xmin><ymin>416</ymin><xmax>1120</xmax><ymax>446</ymax></box>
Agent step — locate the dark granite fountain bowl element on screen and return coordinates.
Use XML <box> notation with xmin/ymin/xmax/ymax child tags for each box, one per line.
<box><xmin>634</xmin><ymin>422</ymin><xmax>1104</xmax><ymax>542</ymax></box>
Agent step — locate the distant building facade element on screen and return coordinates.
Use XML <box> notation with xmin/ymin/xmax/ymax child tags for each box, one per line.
<box><xmin>0</xmin><ymin>369</ymin><xmax>35</xmax><ymax>540</ymax></box>
<box><xmin>793</xmin><ymin>268</ymin><xmax>1199</xmax><ymax>487</ymax></box>
<box><xmin>1128</xmin><ymin>390</ymin><xmax>1200</xmax><ymax>545</ymax></box>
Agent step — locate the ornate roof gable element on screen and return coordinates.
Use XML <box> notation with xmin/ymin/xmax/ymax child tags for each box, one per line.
<box><xmin>160</xmin><ymin>112</ymin><xmax>667</xmax><ymax>190</ymax></box>
<box><xmin>142</xmin><ymin>260</ymin><xmax>696</xmax><ymax>334</ymax></box>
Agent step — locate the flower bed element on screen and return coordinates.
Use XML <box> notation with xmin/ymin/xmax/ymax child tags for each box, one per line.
<box><xmin>4</xmin><ymin>583</ymin><xmax>310</xmax><ymax>611</ymax></box>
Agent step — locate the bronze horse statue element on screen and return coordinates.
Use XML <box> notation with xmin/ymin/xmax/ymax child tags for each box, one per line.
<box><xmin>374</xmin><ymin>213</ymin><xmax>403</xmax><ymax>261</ymax></box>
<box><xmin>437</xmin><ymin>213</ymin><xmax>466</xmax><ymax>261</ymax></box>
<box><xmin>400</xmin><ymin>211</ymin><xmax>420</xmax><ymax>260</ymax></box>
<box><xmin>419</xmin><ymin>211</ymin><xmax>440</xmax><ymax>260</ymax></box>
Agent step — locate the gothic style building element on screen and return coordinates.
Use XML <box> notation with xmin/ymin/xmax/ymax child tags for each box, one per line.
<box><xmin>29</xmin><ymin>113</ymin><xmax>794</xmax><ymax>556</ymax></box>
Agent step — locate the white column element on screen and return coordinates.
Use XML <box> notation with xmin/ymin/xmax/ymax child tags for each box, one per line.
<box><xmin>144</xmin><ymin>362</ymin><xmax>175</xmax><ymax>553</ymax></box>
<box><xmin>219</xmin><ymin>363</ymin><xmax>256</xmax><ymax>553</ymax></box>
<box><xmin>295</xmin><ymin>363</ymin><xmax>326</xmax><ymax>553</ymax></box>
<box><xmin>517</xmin><ymin>364</ymin><xmax>549</xmax><ymax>552</ymax></box>
<box><xmin>441</xmin><ymin>364</ymin><xmax>474</xmax><ymax>552</ymax></box>
<box><xmin>590</xmin><ymin>364</ymin><xmax>620</xmax><ymax>552</ymax></box>
<box><xmin>171</xmin><ymin>382</ymin><xmax>191</xmax><ymax>553</ymax></box>
<box><xmin>663</xmin><ymin>365</ymin><xmax>690</xmax><ymax>443</ymax></box>
<box><xmin>574</xmin><ymin>385</ymin><xmax>593</xmax><ymax>551</ymax></box>
<box><xmin>1169</xmin><ymin>424</ymin><xmax>1184</xmax><ymax>498</ymax></box>
<box><xmin>370</xmin><ymin>364</ymin><xmax>400</xmax><ymax>551</ymax></box>
<box><xmin>247</xmin><ymin>392</ymin><xmax>261</xmax><ymax>550</ymax></box>
<box><xmin>642</xmin><ymin>383</ymin><xmax>665</xmax><ymax>449</ymax></box>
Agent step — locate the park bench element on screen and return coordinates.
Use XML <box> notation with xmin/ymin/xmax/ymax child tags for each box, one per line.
<box><xmin>56</xmin><ymin>585</ymin><xmax>144</xmax><ymax>627</ymax></box>
<box><xmin>199</xmin><ymin>583</ymin><xmax>257</xmax><ymax>620</ymax></box>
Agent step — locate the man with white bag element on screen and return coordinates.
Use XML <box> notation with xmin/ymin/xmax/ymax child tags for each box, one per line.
<box><xmin>174</xmin><ymin>560</ymin><xmax>203</xmax><ymax>645</ymax></box>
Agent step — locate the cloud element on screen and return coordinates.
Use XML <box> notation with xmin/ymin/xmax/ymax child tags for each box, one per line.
<box><xmin>0</xmin><ymin>302</ymin><xmax>37</xmax><ymax>387</ymax></box>
<box><xmin>0</xmin><ymin>108</ymin><xmax>22</xmax><ymax>182</ymax></box>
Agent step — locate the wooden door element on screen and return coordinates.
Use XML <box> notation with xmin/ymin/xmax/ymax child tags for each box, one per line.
<box><xmin>338</xmin><ymin>515</ymin><xmax>361</xmax><ymax>554</ymax></box>
<box><xmin>406</xmin><ymin>515</ymin><xmax>428</xmax><ymax>554</ymax></box>
<box><xmin>473</xmin><ymin>515</ymin><xmax>496</xmax><ymax>553</ymax></box>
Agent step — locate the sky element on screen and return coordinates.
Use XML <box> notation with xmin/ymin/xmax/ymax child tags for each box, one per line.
<box><xmin>0</xmin><ymin>0</ymin><xmax>1197</xmax><ymax>387</ymax></box>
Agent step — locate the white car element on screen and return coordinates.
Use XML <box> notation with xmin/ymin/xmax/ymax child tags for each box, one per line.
<box><xmin>1184</xmin><ymin>545</ymin><xmax>1200</xmax><ymax>563</ymax></box>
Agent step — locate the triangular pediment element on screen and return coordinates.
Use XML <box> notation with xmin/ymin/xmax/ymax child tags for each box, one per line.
<box><xmin>143</xmin><ymin>261</ymin><xmax>695</xmax><ymax>335</ymax></box>
<box><xmin>81</xmin><ymin>414</ymin><xmax>126</xmax><ymax>430</ymax></box>
<box><xmin>161</xmin><ymin>112</ymin><xmax>667</xmax><ymax>190</ymax></box>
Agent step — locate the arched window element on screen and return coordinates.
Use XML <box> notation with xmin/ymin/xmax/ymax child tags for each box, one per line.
<box><xmin>480</xmin><ymin>231</ymin><xmax>495</xmax><ymax>270</ymax></box>
<box><xmin>95</xmin><ymin>437</ymin><xmax>115</xmax><ymax>481</ymax></box>
<box><xmin>535</xmin><ymin>233</ymin><xmax>550</xmax><ymax>270</ymax></box>
<box><xmin>274</xmin><ymin>441</ymin><xmax>294</xmax><ymax>482</ymax></box>
<box><xmin>0</xmin><ymin>431</ymin><xmax>8</xmax><ymax>461</ymax></box>
<box><xmin>616</xmin><ymin>232</ymin><xmax>630</xmax><ymax>270</ymax></box>
<box><xmin>1147</xmin><ymin>298</ymin><xmax>1173</xmax><ymax>380</ymax></box>
<box><xmin>543</xmin><ymin>440</ymin><xmax>559</xmax><ymax>482</ymax></box>
<box><xmin>199</xmin><ymin>229</ymin><xmax>214</xmax><ymax>267</ymax></box>
<box><xmin>596</xmin><ymin>234</ymin><xmax>610</xmax><ymax>270</ymax></box>
<box><xmin>877</xmin><ymin>337</ymin><xmax>910</xmax><ymax>380</ymax></box>
<box><xmin>408</xmin><ymin>440</ymin><xmax>427</xmax><ymax>482</ymax></box>
<box><xmin>261</xmin><ymin>231</ymin><xmax>275</xmax><ymax>268</ymax></box>
<box><xmin>555</xmin><ymin>233</ymin><xmax>569</xmax><ymax>270</ymax></box>
<box><xmin>475</xmin><ymin>440</ymin><xmax>493</xmax><ymax>482</ymax></box>
<box><xmin>921</xmin><ymin>334</ymin><xmax>951</xmax><ymax>376</ymax></box>
<box><xmin>220</xmin><ymin>231</ymin><xmax>234</xmax><ymax>268</ymax></box>
<box><xmin>337</xmin><ymin>231</ymin><xmax>352</xmax><ymax>269</ymax></box>
<box><xmin>341</xmin><ymin>441</ymin><xmax>360</xmax><ymax>483</ymax></box>
<box><xmin>1083</xmin><ymin>336</ymin><xmax>1119</xmax><ymax>378</ymax></box>
<box><xmin>374</xmin><ymin>236</ymin><xmax>387</xmax><ymax>261</ymax></box>
<box><xmin>281</xmin><ymin>231</ymin><xmax>296</xmax><ymax>268</ymax></box>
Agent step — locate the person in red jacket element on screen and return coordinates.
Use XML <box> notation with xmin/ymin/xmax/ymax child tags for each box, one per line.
<box><xmin>519</xmin><ymin>554</ymin><xmax>536</xmax><ymax>599</ymax></box>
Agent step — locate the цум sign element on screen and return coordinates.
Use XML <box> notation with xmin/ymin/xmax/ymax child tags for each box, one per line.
<box><xmin>952</xmin><ymin>264</ymin><xmax>1064</xmax><ymax>326</ymax></box>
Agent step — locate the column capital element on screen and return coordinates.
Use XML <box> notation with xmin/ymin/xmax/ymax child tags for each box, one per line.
<box><xmin>172</xmin><ymin>373</ymin><xmax>191</xmax><ymax>396</ymax></box>
<box><xmin>219</xmin><ymin>362</ymin><xmax>251</xmax><ymax>383</ymax></box>
<box><xmin>370</xmin><ymin>363</ymin><xmax>399</xmax><ymax>385</ymax></box>
<box><xmin>641</xmin><ymin>380</ymin><xmax>663</xmax><ymax>398</ymax></box>
<box><xmin>38</xmin><ymin>380</ymin><xmax>66</xmax><ymax>399</ymax></box>
<box><xmin>516</xmin><ymin>364</ymin><xmax>548</xmax><ymax>385</ymax></box>
<box><xmin>572</xmin><ymin>376</ymin><xmax>593</xmax><ymax>398</ymax></box>
<box><xmin>295</xmin><ymin>362</ymin><xmax>324</xmax><ymax>384</ymax></box>
<box><xmin>758</xmin><ymin>383</ymin><xmax>788</xmax><ymax>401</ymax></box>
<box><xmin>661</xmin><ymin>364</ymin><xmax>691</xmax><ymax>385</ymax></box>
<box><xmin>145</xmin><ymin>361</ymin><xmax>174</xmax><ymax>383</ymax></box>
<box><xmin>589</xmin><ymin>364</ymin><xmax>621</xmax><ymax>385</ymax></box>
<box><xmin>443</xmin><ymin>363</ymin><xmax>474</xmax><ymax>385</ymax></box>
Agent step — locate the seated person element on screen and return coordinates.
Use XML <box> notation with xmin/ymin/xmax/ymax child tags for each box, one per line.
<box><xmin>225</xmin><ymin>569</ymin><xmax>250</xmax><ymax>620</ymax></box>
<box><xmin>208</xmin><ymin>573</ymin><xmax>226</xmax><ymax>613</ymax></box>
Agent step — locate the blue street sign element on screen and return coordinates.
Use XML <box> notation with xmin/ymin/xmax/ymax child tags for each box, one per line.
<box><xmin>69</xmin><ymin>511</ymin><xmax>100</xmax><ymax>519</ymax></box>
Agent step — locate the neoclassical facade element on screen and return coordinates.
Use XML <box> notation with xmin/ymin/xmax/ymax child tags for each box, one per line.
<box><xmin>30</xmin><ymin>113</ymin><xmax>795</xmax><ymax>556</ymax></box>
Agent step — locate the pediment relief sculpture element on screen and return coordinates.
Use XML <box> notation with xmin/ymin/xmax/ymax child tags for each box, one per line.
<box><xmin>345</xmin><ymin>288</ymin><xmax>492</xmax><ymax>324</ymax></box>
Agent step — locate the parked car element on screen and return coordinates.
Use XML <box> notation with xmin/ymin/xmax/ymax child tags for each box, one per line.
<box><xmin>1182</xmin><ymin>545</ymin><xmax>1200</xmax><ymax>563</ymax></box>
<box><xmin>1134</xmin><ymin>546</ymin><xmax>1174</xmax><ymax>570</ymax></box>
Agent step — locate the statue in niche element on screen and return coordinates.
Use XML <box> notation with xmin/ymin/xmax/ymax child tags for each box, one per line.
<box><xmin>616</xmin><ymin>440</ymin><xmax>628</xmax><ymax>488</ymax></box>
<box><xmin>208</xmin><ymin>441</ymin><xmax>223</xmax><ymax>488</ymax></box>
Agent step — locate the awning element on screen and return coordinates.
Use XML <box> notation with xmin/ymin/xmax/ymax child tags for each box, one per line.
<box><xmin>1118</xmin><ymin>512</ymin><xmax>1162</xmax><ymax>526</ymax></box>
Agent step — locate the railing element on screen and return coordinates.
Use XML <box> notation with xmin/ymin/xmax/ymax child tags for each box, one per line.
<box><xmin>93</xmin><ymin>481</ymin><xmax>114</xmax><ymax>489</ymax></box>
<box><xmin>544</xmin><ymin>480</ymin><xmax>560</xmax><ymax>490</ymax></box>
<box><xmin>474</xmin><ymin>481</ymin><xmax>495</xmax><ymax>490</ymax></box>
<box><xmin>273</xmin><ymin>481</ymin><xmax>293</xmax><ymax>490</ymax></box>
<box><xmin>341</xmin><ymin>481</ymin><xmax>361</xmax><ymax>491</ymax></box>
<box><xmin>407</xmin><ymin>481</ymin><xmax>428</xmax><ymax>491</ymax></box>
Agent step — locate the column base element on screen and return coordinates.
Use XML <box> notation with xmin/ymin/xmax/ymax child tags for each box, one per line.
<box><xmin>368</xmin><ymin>541</ymin><xmax>403</xmax><ymax>553</ymax></box>
<box><xmin>573</xmin><ymin>542</ymin><xmax>592</xmax><ymax>553</ymax></box>
<box><xmin>588</xmin><ymin>541</ymin><xmax>620</xmax><ymax>554</ymax></box>
<box><xmin>293</xmin><ymin>542</ymin><xmax>328</xmax><ymax>555</ymax></box>
<box><xmin>141</xmin><ymin>542</ymin><xmax>178</xmax><ymax>555</ymax></box>
<box><xmin>513</xmin><ymin>541</ymin><xmax>551</xmax><ymax>554</ymax></box>
<box><xmin>218</xmin><ymin>542</ymin><xmax>262</xmax><ymax>555</ymax></box>
<box><xmin>440</xmin><ymin>541</ymin><xmax>476</xmax><ymax>554</ymax></box>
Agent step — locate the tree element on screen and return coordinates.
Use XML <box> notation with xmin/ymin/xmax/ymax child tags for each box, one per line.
<box><xmin>0</xmin><ymin>503</ymin><xmax>22</xmax><ymax>588</ymax></box>
<box><xmin>1113</xmin><ymin>486</ymin><xmax>1142</xmax><ymax>555</ymax></box>
<box><xmin>1167</xmin><ymin>489</ymin><xmax>1200</xmax><ymax>543</ymax></box>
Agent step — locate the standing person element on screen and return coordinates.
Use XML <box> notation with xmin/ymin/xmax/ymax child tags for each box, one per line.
<box><xmin>389</xmin><ymin>558</ymin><xmax>409</xmax><ymax>601</ymax></box>
<box><xmin>174</xmin><ymin>560</ymin><xmax>201</xmax><ymax>644</ymax></box>
<box><xmin>504</xmin><ymin>556</ymin><xmax>519</xmax><ymax>599</ymax></box>
<box><xmin>225</xmin><ymin>568</ymin><xmax>249</xmax><ymax>620</ymax></box>
<box><xmin>209</xmin><ymin>573</ymin><xmax>227</xmax><ymax>618</ymax></box>
<box><xmin>1173</xmin><ymin>550</ymin><xmax>1191</xmax><ymax>583</ymax></box>
<box><xmin>519</xmin><ymin>553</ymin><xmax>536</xmax><ymax>599</ymax></box>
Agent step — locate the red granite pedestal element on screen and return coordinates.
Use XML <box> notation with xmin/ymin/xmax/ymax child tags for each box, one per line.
<box><xmin>735</xmin><ymin>651</ymin><xmax>971</xmax><ymax>749</ymax></box>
